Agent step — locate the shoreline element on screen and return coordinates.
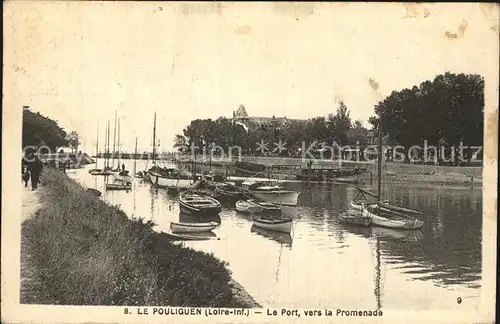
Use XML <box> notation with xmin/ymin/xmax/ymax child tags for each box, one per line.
<box><xmin>95</xmin><ymin>155</ymin><xmax>482</xmax><ymax>185</ymax></box>
<box><xmin>20</xmin><ymin>168</ymin><xmax>260</xmax><ymax>307</ymax></box>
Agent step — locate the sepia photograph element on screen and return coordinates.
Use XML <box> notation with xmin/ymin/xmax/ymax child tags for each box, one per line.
<box><xmin>2</xmin><ymin>2</ymin><xmax>498</xmax><ymax>323</ymax></box>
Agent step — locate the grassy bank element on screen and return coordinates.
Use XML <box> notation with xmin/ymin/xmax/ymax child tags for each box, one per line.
<box><xmin>21</xmin><ymin>168</ymin><xmax>259</xmax><ymax>307</ymax></box>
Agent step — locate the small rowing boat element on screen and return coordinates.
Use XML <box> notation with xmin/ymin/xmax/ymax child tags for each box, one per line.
<box><xmin>235</xmin><ymin>199</ymin><xmax>281</xmax><ymax>216</ymax></box>
<box><xmin>105</xmin><ymin>175</ymin><xmax>132</xmax><ymax>191</ymax></box>
<box><xmin>240</xmin><ymin>181</ymin><xmax>300</xmax><ymax>206</ymax></box>
<box><xmin>179</xmin><ymin>192</ymin><xmax>221</xmax><ymax>216</ymax></box>
<box><xmin>251</xmin><ymin>215</ymin><xmax>293</xmax><ymax>234</ymax></box>
<box><xmin>170</xmin><ymin>221</ymin><xmax>219</xmax><ymax>233</ymax></box>
<box><xmin>113</xmin><ymin>170</ymin><xmax>133</xmax><ymax>183</ymax></box>
<box><xmin>214</xmin><ymin>182</ymin><xmax>242</xmax><ymax>200</ymax></box>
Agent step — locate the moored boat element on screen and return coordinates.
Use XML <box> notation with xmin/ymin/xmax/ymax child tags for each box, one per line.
<box><xmin>214</xmin><ymin>182</ymin><xmax>242</xmax><ymax>200</ymax></box>
<box><xmin>358</xmin><ymin>120</ymin><xmax>425</xmax><ymax>230</ymax></box>
<box><xmin>350</xmin><ymin>199</ymin><xmax>389</xmax><ymax>211</ymax></box>
<box><xmin>105</xmin><ymin>175</ymin><xmax>132</xmax><ymax>191</ymax></box>
<box><xmin>235</xmin><ymin>200</ymin><xmax>262</xmax><ymax>213</ymax></box>
<box><xmin>170</xmin><ymin>221</ymin><xmax>219</xmax><ymax>233</ymax></box>
<box><xmin>361</xmin><ymin>203</ymin><xmax>424</xmax><ymax>230</ymax></box>
<box><xmin>251</xmin><ymin>215</ymin><xmax>293</xmax><ymax>234</ymax></box>
<box><xmin>179</xmin><ymin>192</ymin><xmax>221</xmax><ymax>216</ymax></box>
<box><xmin>149</xmin><ymin>167</ymin><xmax>194</xmax><ymax>189</ymax></box>
<box><xmin>241</xmin><ymin>181</ymin><xmax>300</xmax><ymax>206</ymax></box>
<box><xmin>113</xmin><ymin>170</ymin><xmax>133</xmax><ymax>182</ymax></box>
<box><xmin>235</xmin><ymin>199</ymin><xmax>281</xmax><ymax>216</ymax></box>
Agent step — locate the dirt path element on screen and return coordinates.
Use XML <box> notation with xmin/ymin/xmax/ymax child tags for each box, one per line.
<box><xmin>22</xmin><ymin>187</ymin><xmax>42</xmax><ymax>222</ymax></box>
<box><xmin>21</xmin><ymin>186</ymin><xmax>43</xmax><ymax>303</ymax></box>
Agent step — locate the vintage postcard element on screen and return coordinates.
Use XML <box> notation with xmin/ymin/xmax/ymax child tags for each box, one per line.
<box><xmin>2</xmin><ymin>2</ymin><xmax>498</xmax><ymax>323</ymax></box>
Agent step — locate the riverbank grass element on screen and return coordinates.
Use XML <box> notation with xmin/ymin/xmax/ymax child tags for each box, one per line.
<box><xmin>21</xmin><ymin>168</ymin><xmax>250</xmax><ymax>307</ymax></box>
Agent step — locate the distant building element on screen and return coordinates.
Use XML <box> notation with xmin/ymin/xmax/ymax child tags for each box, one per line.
<box><xmin>232</xmin><ymin>104</ymin><xmax>304</xmax><ymax>130</ymax></box>
<box><xmin>366</xmin><ymin>129</ymin><xmax>377</xmax><ymax>145</ymax></box>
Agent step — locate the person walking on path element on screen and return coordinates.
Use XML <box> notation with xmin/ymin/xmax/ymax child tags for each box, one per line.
<box><xmin>22</xmin><ymin>156</ymin><xmax>30</xmax><ymax>188</ymax></box>
<box><xmin>27</xmin><ymin>154</ymin><xmax>43</xmax><ymax>190</ymax></box>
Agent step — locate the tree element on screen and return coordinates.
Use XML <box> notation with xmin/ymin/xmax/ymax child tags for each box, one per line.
<box><xmin>306</xmin><ymin>116</ymin><xmax>329</xmax><ymax>144</ymax></box>
<box><xmin>370</xmin><ymin>72</ymin><xmax>484</xmax><ymax>158</ymax></box>
<box><xmin>173</xmin><ymin>134</ymin><xmax>187</xmax><ymax>153</ymax></box>
<box><xmin>67</xmin><ymin>131</ymin><xmax>81</xmax><ymax>153</ymax></box>
<box><xmin>281</xmin><ymin>119</ymin><xmax>308</xmax><ymax>152</ymax></box>
<box><xmin>347</xmin><ymin>120</ymin><xmax>368</xmax><ymax>145</ymax></box>
<box><xmin>22</xmin><ymin>108</ymin><xmax>69</xmax><ymax>151</ymax></box>
<box><xmin>327</xmin><ymin>101</ymin><xmax>352</xmax><ymax>145</ymax></box>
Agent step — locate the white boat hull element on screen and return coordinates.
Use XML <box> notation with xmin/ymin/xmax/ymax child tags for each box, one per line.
<box><xmin>235</xmin><ymin>201</ymin><xmax>263</xmax><ymax>213</ymax></box>
<box><xmin>252</xmin><ymin>218</ymin><xmax>293</xmax><ymax>233</ymax></box>
<box><xmin>149</xmin><ymin>173</ymin><xmax>194</xmax><ymax>189</ymax></box>
<box><xmin>170</xmin><ymin>221</ymin><xmax>218</xmax><ymax>233</ymax></box>
<box><xmin>361</xmin><ymin>204</ymin><xmax>424</xmax><ymax>229</ymax></box>
<box><xmin>351</xmin><ymin>199</ymin><xmax>389</xmax><ymax>211</ymax></box>
<box><xmin>251</xmin><ymin>191</ymin><xmax>300</xmax><ymax>206</ymax></box>
<box><xmin>350</xmin><ymin>200</ymin><xmax>363</xmax><ymax>211</ymax></box>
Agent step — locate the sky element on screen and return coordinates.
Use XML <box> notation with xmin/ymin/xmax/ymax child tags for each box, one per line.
<box><xmin>4</xmin><ymin>2</ymin><xmax>499</xmax><ymax>153</ymax></box>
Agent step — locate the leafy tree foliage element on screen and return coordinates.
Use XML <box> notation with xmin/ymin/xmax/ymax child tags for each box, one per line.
<box><xmin>173</xmin><ymin>134</ymin><xmax>188</xmax><ymax>153</ymax></box>
<box><xmin>327</xmin><ymin>101</ymin><xmax>352</xmax><ymax>145</ymax></box>
<box><xmin>370</xmin><ymin>72</ymin><xmax>484</xmax><ymax>147</ymax></box>
<box><xmin>66</xmin><ymin>131</ymin><xmax>81</xmax><ymax>153</ymax></box>
<box><xmin>23</xmin><ymin>108</ymin><xmax>69</xmax><ymax>150</ymax></box>
<box><xmin>176</xmin><ymin>102</ymin><xmax>364</xmax><ymax>155</ymax></box>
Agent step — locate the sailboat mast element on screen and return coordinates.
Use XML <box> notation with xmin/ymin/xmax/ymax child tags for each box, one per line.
<box><xmin>106</xmin><ymin>120</ymin><xmax>110</xmax><ymax>169</ymax></box>
<box><xmin>95</xmin><ymin>122</ymin><xmax>99</xmax><ymax>169</ymax></box>
<box><xmin>152</xmin><ymin>112</ymin><xmax>157</xmax><ymax>167</ymax></box>
<box><xmin>376</xmin><ymin>120</ymin><xmax>383</xmax><ymax>204</ymax></box>
<box><xmin>112</xmin><ymin>110</ymin><xmax>117</xmax><ymax>168</ymax></box>
<box><xmin>117</xmin><ymin>118</ymin><xmax>121</xmax><ymax>168</ymax></box>
<box><xmin>374</xmin><ymin>238</ymin><xmax>382</xmax><ymax>310</ymax></box>
<box><xmin>134</xmin><ymin>137</ymin><xmax>138</xmax><ymax>175</ymax></box>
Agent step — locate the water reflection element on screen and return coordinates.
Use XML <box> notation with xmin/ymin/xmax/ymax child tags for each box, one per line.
<box><xmin>70</xmin><ymin>159</ymin><xmax>482</xmax><ymax>309</ymax></box>
<box><xmin>250</xmin><ymin>225</ymin><xmax>293</xmax><ymax>248</ymax></box>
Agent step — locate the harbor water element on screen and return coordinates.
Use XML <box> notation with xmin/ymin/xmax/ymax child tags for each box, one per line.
<box><xmin>69</xmin><ymin>159</ymin><xmax>482</xmax><ymax>310</ymax></box>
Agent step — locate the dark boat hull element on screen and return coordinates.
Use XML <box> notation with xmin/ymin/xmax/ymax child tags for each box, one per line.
<box><xmin>179</xmin><ymin>200</ymin><xmax>221</xmax><ymax>216</ymax></box>
<box><xmin>251</xmin><ymin>216</ymin><xmax>293</xmax><ymax>233</ymax></box>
